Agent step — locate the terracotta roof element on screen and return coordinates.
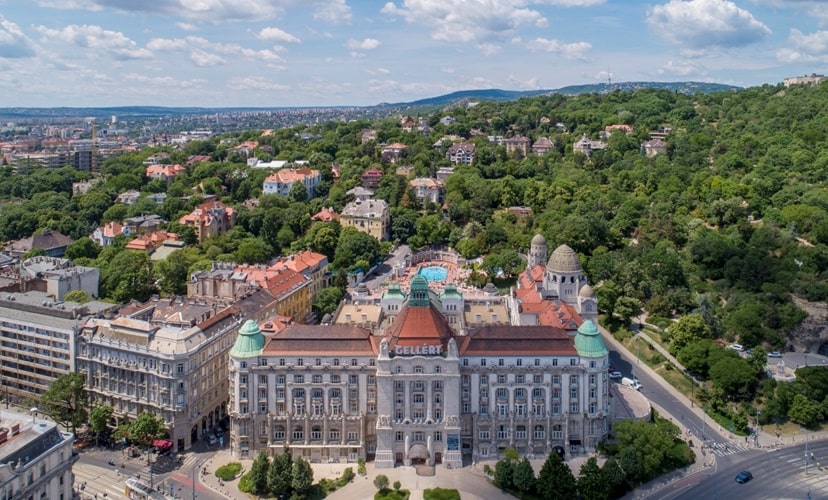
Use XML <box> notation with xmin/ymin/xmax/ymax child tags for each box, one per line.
<box><xmin>262</xmin><ymin>324</ymin><xmax>378</xmax><ymax>355</ymax></box>
<box><xmin>459</xmin><ymin>325</ymin><xmax>577</xmax><ymax>356</ymax></box>
<box><xmin>265</xmin><ymin>167</ymin><xmax>320</xmax><ymax>184</ymax></box>
<box><xmin>384</xmin><ymin>303</ymin><xmax>456</xmax><ymax>350</ymax></box>
<box><xmin>100</xmin><ymin>221</ymin><xmax>123</xmax><ymax>238</ymax></box>
<box><xmin>311</xmin><ymin>207</ymin><xmax>340</xmax><ymax>222</ymax></box>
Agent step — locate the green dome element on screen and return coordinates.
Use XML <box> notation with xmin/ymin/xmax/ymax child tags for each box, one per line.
<box><xmin>574</xmin><ymin>320</ymin><xmax>608</xmax><ymax>358</ymax></box>
<box><xmin>439</xmin><ymin>284</ymin><xmax>463</xmax><ymax>300</ymax></box>
<box><xmin>230</xmin><ymin>319</ymin><xmax>265</xmax><ymax>358</ymax></box>
<box><xmin>382</xmin><ymin>283</ymin><xmax>407</xmax><ymax>300</ymax></box>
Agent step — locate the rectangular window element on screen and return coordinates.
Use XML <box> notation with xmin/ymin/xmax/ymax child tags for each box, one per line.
<box><xmin>277</xmin><ymin>375</ymin><xmax>285</xmax><ymax>385</ymax></box>
<box><xmin>534</xmin><ymin>358</ymin><xmax>540</xmax><ymax>367</ymax></box>
<box><xmin>294</xmin><ymin>375</ymin><xmax>304</xmax><ymax>383</ymax></box>
<box><xmin>330</xmin><ymin>429</ymin><xmax>340</xmax><ymax>441</ymax></box>
<box><xmin>312</xmin><ymin>375</ymin><xmax>323</xmax><ymax>384</ymax></box>
<box><xmin>433</xmin><ymin>432</ymin><xmax>442</xmax><ymax>442</ymax></box>
<box><xmin>515</xmin><ymin>427</ymin><xmax>526</xmax><ymax>439</ymax></box>
<box><xmin>516</xmin><ymin>359</ymin><xmax>523</xmax><ymax>367</ymax></box>
<box><xmin>481</xmin><ymin>359</ymin><xmax>487</xmax><ymax>366</ymax></box>
<box><xmin>463</xmin><ymin>358</ymin><xmax>469</xmax><ymax>366</ymax></box>
<box><xmin>534</xmin><ymin>374</ymin><xmax>543</xmax><ymax>384</ymax></box>
<box><xmin>279</xmin><ymin>358</ymin><xmax>285</xmax><ymax>366</ymax></box>
<box><xmin>330</xmin><ymin>375</ymin><xmax>340</xmax><ymax>384</ymax></box>
<box><xmin>515</xmin><ymin>375</ymin><xmax>524</xmax><ymax>384</ymax></box>
<box><xmin>498</xmin><ymin>358</ymin><xmax>504</xmax><ymax>366</ymax></box>
<box><xmin>570</xmin><ymin>402</ymin><xmax>579</xmax><ymax>413</ymax></box>
<box><xmin>479</xmin><ymin>430</ymin><xmax>490</xmax><ymax>440</ymax></box>
<box><xmin>552</xmin><ymin>358</ymin><xmax>558</xmax><ymax>367</ymax></box>
<box><xmin>396</xmin><ymin>431</ymin><xmax>404</xmax><ymax>442</ymax></box>
<box><xmin>570</xmin><ymin>358</ymin><xmax>577</xmax><ymax>366</ymax></box>
<box><xmin>297</xmin><ymin>358</ymin><xmax>304</xmax><ymax>366</ymax></box>
<box><xmin>497</xmin><ymin>374</ymin><xmax>506</xmax><ymax>384</ymax></box>
<box><xmin>315</xmin><ymin>358</ymin><xmax>321</xmax><ymax>366</ymax></box>
<box><xmin>348</xmin><ymin>431</ymin><xmax>359</xmax><ymax>441</ymax></box>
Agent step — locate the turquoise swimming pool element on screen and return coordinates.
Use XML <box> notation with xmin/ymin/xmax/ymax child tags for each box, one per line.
<box><xmin>418</xmin><ymin>265</ymin><xmax>448</xmax><ymax>282</ymax></box>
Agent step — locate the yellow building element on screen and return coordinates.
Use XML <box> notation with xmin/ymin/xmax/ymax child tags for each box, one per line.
<box><xmin>340</xmin><ymin>199</ymin><xmax>390</xmax><ymax>241</ymax></box>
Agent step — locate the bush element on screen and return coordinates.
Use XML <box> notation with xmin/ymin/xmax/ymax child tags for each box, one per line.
<box><xmin>393</xmin><ymin>480</ymin><xmax>401</xmax><ymax>490</ymax></box>
<box><xmin>339</xmin><ymin>467</ymin><xmax>355</xmax><ymax>486</ymax></box>
<box><xmin>238</xmin><ymin>472</ymin><xmax>255</xmax><ymax>493</ymax></box>
<box><xmin>358</xmin><ymin>458</ymin><xmax>367</xmax><ymax>476</ymax></box>
<box><xmin>375</xmin><ymin>488</ymin><xmax>410</xmax><ymax>500</ymax></box>
<box><xmin>214</xmin><ymin>462</ymin><xmax>242</xmax><ymax>481</ymax></box>
<box><xmin>423</xmin><ymin>487</ymin><xmax>461</xmax><ymax>500</ymax></box>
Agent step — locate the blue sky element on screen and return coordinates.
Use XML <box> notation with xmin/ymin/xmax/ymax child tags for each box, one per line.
<box><xmin>0</xmin><ymin>0</ymin><xmax>826</xmax><ymax>107</ymax></box>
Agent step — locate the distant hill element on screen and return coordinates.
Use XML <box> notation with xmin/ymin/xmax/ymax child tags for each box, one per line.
<box><xmin>0</xmin><ymin>81</ymin><xmax>744</xmax><ymax>120</ymax></box>
<box><xmin>387</xmin><ymin>81</ymin><xmax>742</xmax><ymax>109</ymax></box>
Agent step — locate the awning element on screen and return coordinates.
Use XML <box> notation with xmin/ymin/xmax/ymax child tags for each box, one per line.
<box><xmin>153</xmin><ymin>439</ymin><xmax>173</xmax><ymax>450</ymax></box>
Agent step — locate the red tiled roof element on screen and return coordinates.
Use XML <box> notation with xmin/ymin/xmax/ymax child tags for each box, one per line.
<box><xmin>459</xmin><ymin>326</ymin><xmax>576</xmax><ymax>356</ymax></box>
<box><xmin>262</xmin><ymin>324</ymin><xmax>378</xmax><ymax>355</ymax></box>
<box><xmin>384</xmin><ymin>304</ymin><xmax>456</xmax><ymax>349</ymax></box>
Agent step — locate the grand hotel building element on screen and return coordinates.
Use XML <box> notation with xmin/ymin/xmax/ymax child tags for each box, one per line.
<box><xmin>228</xmin><ymin>237</ymin><xmax>609</xmax><ymax>467</ymax></box>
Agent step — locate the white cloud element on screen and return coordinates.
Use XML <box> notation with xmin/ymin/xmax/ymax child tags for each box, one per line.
<box><xmin>657</xmin><ymin>59</ymin><xmax>707</xmax><ymax>76</ymax></box>
<box><xmin>0</xmin><ymin>16</ymin><xmax>36</xmax><ymax>58</ymax></box>
<box><xmin>36</xmin><ymin>24</ymin><xmax>152</xmax><ymax>60</ymax></box>
<box><xmin>776</xmin><ymin>29</ymin><xmax>828</xmax><ymax>63</ymax></box>
<box><xmin>381</xmin><ymin>0</ymin><xmax>547</xmax><ymax>43</ymax></box>
<box><xmin>526</xmin><ymin>38</ymin><xmax>591</xmax><ymax>59</ymax></box>
<box><xmin>346</xmin><ymin>38</ymin><xmax>380</xmax><ymax>50</ymax></box>
<box><xmin>258</xmin><ymin>27</ymin><xmax>301</xmax><ymax>44</ymax></box>
<box><xmin>313</xmin><ymin>0</ymin><xmax>353</xmax><ymax>24</ymax></box>
<box><xmin>77</xmin><ymin>0</ymin><xmax>287</xmax><ymax>22</ymax></box>
<box><xmin>190</xmin><ymin>49</ymin><xmax>225</xmax><ymax>67</ymax></box>
<box><xmin>176</xmin><ymin>22</ymin><xmax>198</xmax><ymax>31</ymax></box>
<box><xmin>752</xmin><ymin>1</ymin><xmax>828</xmax><ymax>22</ymax></box>
<box><xmin>147</xmin><ymin>37</ymin><xmax>188</xmax><ymax>52</ymax></box>
<box><xmin>478</xmin><ymin>43</ymin><xmax>501</xmax><ymax>56</ymax></box>
<box><xmin>124</xmin><ymin>72</ymin><xmax>206</xmax><ymax>88</ymax></box>
<box><xmin>646</xmin><ymin>0</ymin><xmax>771</xmax><ymax>51</ymax></box>
<box><xmin>227</xmin><ymin>76</ymin><xmax>290</xmax><ymax>91</ymax></box>
<box><xmin>377</xmin><ymin>67</ymin><xmax>391</xmax><ymax>74</ymax></box>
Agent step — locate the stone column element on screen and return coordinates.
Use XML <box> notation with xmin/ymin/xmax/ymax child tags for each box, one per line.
<box><xmin>404</xmin><ymin>380</ymin><xmax>411</xmax><ymax>421</ymax></box>
<box><xmin>426</xmin><ymin>381</ymin><xmax>433</xmax><ymax>422</ymax></box>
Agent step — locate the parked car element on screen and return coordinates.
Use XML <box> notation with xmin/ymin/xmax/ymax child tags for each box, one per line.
<box><xmin>768</xmin><ymin>351</ymin><xmax>782</xmax><ymax>358</ymax></box>
<box><xmin>207</xmin><ymin>434</ymin><xmax>217</xmax><ymax>446</ymax></box>
<box><xmin>728</xmin><ymin>344</ymin><xmax>744</xmax><ymax>352</ymax></box>
<box><xmin>734</xmin><ymin>470</ymin><xmax>753</xmax><ymax>484</ymax></box>
<box><xmin>621</xmin><ymin>377</ymin><xmax>642</xmax><ymax>390</ymax></box>
<box><xmin>609</xmin><ymin>371</ymin><xmax>623</xmax><ymax>380</ymax></box>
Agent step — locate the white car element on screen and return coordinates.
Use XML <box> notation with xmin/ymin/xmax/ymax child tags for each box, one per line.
<box><xmin>728</xmin><ymin>344</ymin><xmax>744</xmax><ymax>352</ymax></box>
<box><xmin>207</xmin><ymin>434</ymin><xmax>217</xmax><ymax>446</ymax></box>
<box><xmin>609</xmin><ymin>371</ymin><xmax>623</xmax><ymax>380</ymax></box>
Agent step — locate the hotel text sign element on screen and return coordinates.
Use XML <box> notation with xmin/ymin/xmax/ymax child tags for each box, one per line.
<box><xmin>395</xmin><ymin>344</ymin><xmax>443</xmax><ymax>356</ymax></box>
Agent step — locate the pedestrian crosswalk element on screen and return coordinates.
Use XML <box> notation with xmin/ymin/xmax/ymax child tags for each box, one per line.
<box><xmin>704</xmin><ymin>441</ymin><xmax>750</xmax><ymax>457</ymax></box>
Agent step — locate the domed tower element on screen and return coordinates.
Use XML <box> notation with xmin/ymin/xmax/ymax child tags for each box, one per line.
<box><xmin>577</xmin><ymin>284</ymin><xmax>598</xmax><ymax>325</ymax></box>
<box><xmin>527</xmin><ymin>233</ymin><xmax>548</xmax><ymax>269</ymax></box>
<box><xmin>545</xmin><ymin>244</ymin><xmax>587</xmax><ymax>305</ymax></box>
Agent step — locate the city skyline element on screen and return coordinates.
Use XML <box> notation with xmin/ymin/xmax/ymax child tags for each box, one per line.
<box><xmin>0</xmin><ymin>0</ymin><xmax>826</xmax><ymax>108</ymax></box>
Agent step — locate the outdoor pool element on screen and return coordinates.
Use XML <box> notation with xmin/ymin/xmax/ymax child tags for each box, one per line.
<box><xmin>418</xmin><ymin>265</ymin><xmax>448</xmax><ymax>282</ymax></box>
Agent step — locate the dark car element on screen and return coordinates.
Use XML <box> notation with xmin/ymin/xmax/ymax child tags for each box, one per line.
<box><xmin>735</xmin><ymin>470</ymin><xmax>753</xmax><ymax>484</ymax></box>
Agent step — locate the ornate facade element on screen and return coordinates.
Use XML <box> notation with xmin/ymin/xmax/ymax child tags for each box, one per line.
<box><xmin>228</xmin><ymin>239</ymin><xmax>610</xmax><ymax>467</ymax></box>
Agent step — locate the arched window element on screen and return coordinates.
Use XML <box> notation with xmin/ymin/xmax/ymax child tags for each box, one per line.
<box><xmin>292</xmin><ymin>426</ymin><xmax>304</xmax><ymax>440</ymax></box>
<box><xmin>311</xmin><ymin>426</ymin><xmax>322</xmax><ymax>441</ymax></box>
<box><xmin>274</xmin><ymin>426</ymin><xmax>286</xmax><ymax>441</ymax></box>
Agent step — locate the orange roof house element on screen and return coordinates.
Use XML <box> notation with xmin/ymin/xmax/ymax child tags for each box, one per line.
<box><xmin>179</xmin><ymin>200</ymin><xmax>236</xmax><ymax>242</ymax></box>
<box><xmin>146</xmin><ymin>163</ymin><xmax>186</xmax><ymax>181</ymax></box>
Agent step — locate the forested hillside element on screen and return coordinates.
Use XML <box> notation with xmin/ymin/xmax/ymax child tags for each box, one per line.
<box><xmin>0</xmin><ymin>83</ymin><xmax>825</xmax><ymax>355</ymax></box>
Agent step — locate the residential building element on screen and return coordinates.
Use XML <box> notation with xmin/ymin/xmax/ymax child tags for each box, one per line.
<box><xmin>125</xmin><ymin>230</ymin><xmax>179</xmax><ymax>254</ymax></box>
<box><xmin>784</xmin><ymin>73</ymin><xmax>826</xmax><ymax>87</ymax></box>
<box><xmin>446</xmin><ymin>143</ymin><xmax>475</xmax><ymax>165</ymax></box>
<box><xmin>5</xmin><ymin>230</ymin><xmax>73</xmax><ymax>258</ymax></box>
<box><xmin>179</xmin><ymin>200</ymin><xmax>236</xmax><ymax>242</ymax></box>
<box><xmin>236</xmin><ymin>264</ymin><xmax>313</xmax><ymax>323</ymax></box>
<box><xmin>504</xmin><ymin>135</ymin><xmax>531</xmax><ymax>158</ymax></box>
<box><xmin>262</xmin><ymin>168</ymin><xmax>321</xmax><ymax>198</ymax></box>
<box><xmin>340</xmin><ymin>199</ymin><xmax>391</xmax><ymax>241</ymax></box>
<box><xmin>311</xmin><ymin>207</ymin><xmax>339</xmax><ymax>223</ymax></box>
<box><xmin>0</xmin><ymin>408</ymin><xmax>77</xmax><ymax>500</ymax></box>
<box><xmin>573</xmin><ymin>134</ymin><xmax>606</xmax><ymax>157</ymax></box>
<box><xmin>409</xmin><ymin>178</ymin><xmax>444</xmax><ymax>205</ymax></box>
<box><xmin>531</xmin><ymin>137</ymin><xmax>555</xmax><ymax>155</ymax></box>
<box><xmin>78</xmin><ymin>297</ymin><xmax>246</xmax><ymax>452</ymax></box>
<box><xmin>381</xmin><ymin>143</ymin><xmax>408</xmax><ymax>163</ymax></box>
<box><xmin>361</xmin><ymin>168</ymin><xmax>384</xmax><ymax>189</ymax></box>
<box><xmin>227</xmin><ymin>264</ymin><xmax>609</xmax><ymax>466</ymax></box>
<box><xmin>361</xmin><ymin>129</ymin><xmax>377</xmax><ymax>143</ymax></box>
<box><xmin>0</xmin><ymin>291</ymin><xmax>116</xmax><ymax>402</ymax></box>
<box><xmin>18</xmin><ymin>256</ymin><xmax>100</xmax><ymax>300</ymax></box>
<box><xmin>600</xmin><ymin>124</ymin><xmax>634</xmax><ymax>140</ymax></box>
<box><xmin>92</xmin><ymin>221</ymin><xmax>129</xmax><ymax>247</ymax></box>
<box><xmin>115</xmin><ymin>189</ymin><xmax>141</xmax><ymax>205</ymax></box>
<box><xmin>642</xmin><ymin>138</ymin><xmax>667</xmax><ymax>158</ymax></box>
<box><xmin>346</xmin><ymin>186</ymin><xmax>374</xmax><ymax>201</ymax></box>
<box><xmin>123</xmin><ymin>215</ymin><xmax>165</xmax><ymax>235</ymax></box>
<box><xmin>145</xmin><ymin>164</ymin><xmax>186</xmax><ymax>182</ymax></box>
<box><xmin>279</xmin><ymin>250</ymin><xmax>330</xmax><ymax>297</ymax></box>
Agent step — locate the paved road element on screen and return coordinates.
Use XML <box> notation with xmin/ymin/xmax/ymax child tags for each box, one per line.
<box><xmin>657</xmin><ymin>439</ymin><xmax>828</xmax><ymax>499</ymax></box>
<box><xmin>607</xmin><ymin>339</ymin><xmax>730</xmax><ymax>446</ymax></box>
<box><xmin>361</xmin><ymin>244</ymin><xmax>410</xmax><ymax>291</ymax></box>
<box><xmin>74</xmin><ymin>443</ymin><xmax>224</xmax><ymax>499</ymax></box>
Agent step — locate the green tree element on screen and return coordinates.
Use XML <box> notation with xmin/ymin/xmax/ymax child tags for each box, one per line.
<box><xmin>709</xmin><ymin>356</ymin><xmax>758</xmax><ymax>399</ymax></box>
<box><xmin>332</xmin><ymin>227</ymin><xmax>382</xmax><ymax>272</ymax></box>
<box><xmin>250</xmin><ymin>451</ymin><xmax>270</xmax><ymax>494</ymax></box>
<box><xmin>312</xmin><ymin>287</ymin><xmax>343</xmax><ymax>318</ymax></box>
<box><xmin>601</xmin><ymin>457</ymin><xmax>628</xmax><ymax>498</ymax></box>
<box><xmin>100</xmin><ymin>250</ymin><xmax>157</xmax><ymax>303</ymax></box>
<box><xmin>512</xmin><ymin>457</ymin><xmax>536</xmax><ymax>494</ymax></box>
<box><xmin>291</xmin><ymin>456</ymin><xmax>313</xmax><ymax>496</ymax></box>
<box><xmin>788</xmin><ymin>394</ymin><xmax>822</xmax><ymax>427</ymax></box>
<box><xmin>535</xmin><ymin>451</ymin><xmax>577</xmax><ymax>499</ymax></box>
<box><xmin>289</xmin><ymin>181</ymin><xmax>308</xmax><ymax>203</ymax></box>
<box><xmin>235</xmin><ymin>237</ymin><xmax>273</xmax><ymax>264</ymax></box>
<box><xmin>614</xmin><ymin>295</ymin><xmax>642</xmax><ymax>327</ymax></box>
<box><xmin>267</xmin><ymin>452</ymin><xmax>293</xmax><ymax>497</ymax></box>
<box><xmin>373</xmin><ymin>473</ymin><xmax>390</xmax><ymax>491</ymax></box>
<box><xmin>64</xmin><ymin>237</ymin><xmax>100</xmax><ymax>261</ymax></box>
<box><xmin>64</xmin><ymin>289</ymin><xmax>92</xmax><ymax>303</ymax></box>
<box><xmin>90</xmin><ymin>405</ymin><xmax>114</xmax><ymax>445</ymax></box>
<box><xmin>668</xmin><ymin>313</ymin><xmax>712</xmax><ymax>355</ymax></box>
<box><xmin>153</xmin><ymin>249</ymin><xmax>197</xmax><ymax>296</ymax></box>
<box><xmin>577</xmin><ymin>456</ymin><xmax>609</xmax><ymax>500</ymax></box>
<box><xmin>40</xmin><ymin>372</ymin><xmax>88</xmax><ymax>435</ymax></box>
<box><xmin>493</xmin><ymin>458</ymin><xmax>514</xmax><ymax>490</ymax></box>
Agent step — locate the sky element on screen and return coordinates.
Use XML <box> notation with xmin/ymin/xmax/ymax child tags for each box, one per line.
<box><xmin>0</xmin><ymin>0</ymin><xmax>827</xmax><ymax>108</ymax></box>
